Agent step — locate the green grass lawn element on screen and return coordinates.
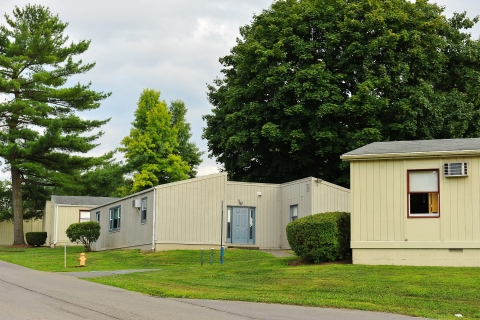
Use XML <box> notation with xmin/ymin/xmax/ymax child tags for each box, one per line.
<box><xmin>0</xmin><ymin>246</ymin><xmax>479</xmax><ymax>319</ymax></box>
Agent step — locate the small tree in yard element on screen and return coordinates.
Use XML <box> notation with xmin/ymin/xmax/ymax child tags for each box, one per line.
<box><xmin>66</xmin><ymin>221</ymin><xmax>100</xmax><ymax>251</ymax></box>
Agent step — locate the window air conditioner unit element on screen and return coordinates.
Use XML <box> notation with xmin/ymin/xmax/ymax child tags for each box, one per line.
<box><xmin>444</xmin><ymin>162</ymin><xmax>468</xmax><ymax>177</ymax></box>
<box><xmin>132</xmin><ymin>199</ymin><xmax>141</xmax><ymax>208</ymax></box>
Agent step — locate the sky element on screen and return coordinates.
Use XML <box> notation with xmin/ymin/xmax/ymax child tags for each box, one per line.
<box><xmin>0</xmin><ymin>0</ymin><xmax>479</xmax><ymax>179</ymax></box>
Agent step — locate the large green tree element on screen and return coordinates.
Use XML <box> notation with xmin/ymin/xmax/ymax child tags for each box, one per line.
<box><xmin>120</xmin><ymin>89</ymin><xmax>201</xmax><ymax>193</ymax></box>
<box><xmin>76</xmin><ymin>160</ymin><xmax>130</xmax><ymax>197</ymax></box>
<box><xmin>203</xmin><ymin>0</ymin><xmax>480</xmax><ymax>187</ymax></box>
<box><xmin>169</xmin><ymin>100</ymin><xmax>203</xmax><ymax>178</ymax></box>
<box><xmin>0</xmin><ymin>5</ymin><xmax>110</xmax><ymax>244</ymax></box>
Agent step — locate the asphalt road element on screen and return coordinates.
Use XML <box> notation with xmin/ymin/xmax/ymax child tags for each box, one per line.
<box><xmin>0</xmin><ymin>260</ymin><xmax>428</xmax><ymax>320</ymax></box>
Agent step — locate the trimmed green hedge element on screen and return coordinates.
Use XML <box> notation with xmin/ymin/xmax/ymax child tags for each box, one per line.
<box><xmin>25</xmin><ymin>232</ymin><xmax>47</xmax><ymax>247</ymax></box>
<box><xmin>286</xmin><ymin>212</ymin><xmax>351</xmax><ymax>263</ymax></box>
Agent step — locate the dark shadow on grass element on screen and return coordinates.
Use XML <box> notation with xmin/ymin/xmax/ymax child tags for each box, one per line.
<box><xmin>287</xmin><ymin>258</ymin><xmax>352</xmax><ymax>267</ymax></box>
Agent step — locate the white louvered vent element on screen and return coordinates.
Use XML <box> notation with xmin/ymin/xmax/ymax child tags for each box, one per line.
<box><xmin>132</xmin><ymin>199</ymin><xmax>141</xmax><ymax>208</ymax></box>
<box><xmin>444</xmin><ymin>162</ymin><xmax>468</xmax><ymax>177</ymax></box>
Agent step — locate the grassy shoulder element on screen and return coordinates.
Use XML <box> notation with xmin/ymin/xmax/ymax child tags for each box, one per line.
<box><xmin>0</xmin><ymin>246</ymin><xmax>479</xmax><ymax>319</ymax></box>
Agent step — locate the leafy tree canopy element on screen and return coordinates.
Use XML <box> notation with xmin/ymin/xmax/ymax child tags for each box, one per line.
<box><xmin>169</xmin><ymin>100</ymin><xmax>204</xmax><ymax>178</ymax></box>
<box><xmin>203</xmin><ymin>0</ymin><xmax>480</xmax><ymax>187</ymax></box>
<box><xmin>120</xmin><ymin>89</ymin><xmax>201</xmax><ymax>193</ymax></box>
<box><xmin>76</xmin><ymin>160</ymin><xmax>131</xmax><ymax>197</ymax></box>
<box><xmin>0</xmin><ymin>5</ymin><xmax>111</xmax><ymax>244</ymax></box>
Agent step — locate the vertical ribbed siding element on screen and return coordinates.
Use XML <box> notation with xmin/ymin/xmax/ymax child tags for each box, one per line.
<box><xmin>52</xmin><ymin>206</ymin><xmax>96</xmax><ymax>246</ymax></box>
<box><xmin>91</xmin><ymin>173</ymin><xmax>349</xmax><ymax>251</ymax></box>
<box><xmin>280</xmin><ymin>179</ymin><xmax>312</xmax><ymax>248</ymax></box>
<box><xmin>0</xmin><ymin>219</ymin><xmax>43</xmax><ymax>245</ymax></box>
<box><xmin>351</xmin><ymin>156</ymin><xmax>480</xmax><ymax>247</ymax></box>
<box><xmin>226</xmin><ymin>181</ymin><xmax>281</xmax><ymax>248</ymax></box>
<box><xmin>155</xmin><ymin>173</ymin><xmax>226</xmax><ymax>246</ymax></box>
<box><xmin>280</xmin><ymin>177</ymin><xmax>350</xmax><ymax>249</ymax></box>
<box><xmin>311</xmin><ymin>179</ymin><xmax>350</xmax><ymax>215</ymax></box>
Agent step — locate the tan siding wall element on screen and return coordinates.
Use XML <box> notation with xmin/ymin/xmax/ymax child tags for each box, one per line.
<box><xmin>350</xmin><ymin>155</ymin><xmax>480</xmax><ymax>266</ymax></box>
<box><xmin>279</xmin><ymin>178</ymin><xmax>350</xmax><ymax>249</ymax></box>
<box><xmin>92</xmin><ymin>191</ymin><xmax>154</xmax><ymax>251</ymax></box>
<box><xmin>226</xmin><ymin>181</ymin><xmax>282</xmax><ymax>249</ymax></box>
<box><xmin>0</xmin><ymin>219</ymin><xmax>43</xmax><ymax>245</ymax></box>
<box><xmin>351</xmin><ymin>159</ymin><xmax>407</xmax><ymax>243</ymax></box>
<box><xmin>51</xmin><ymin>205</ymin><xmax>95</xmax><ymax>246</ymax></box>
<box><xmin>90</xmin><ymin>173</ymin><xmax>349</xmax><ymax>251</ymax></box>
<box><xmin>280</xmin><ymin>178</ymin><xmax>313</xmax><ymax>248</ymax></box>
<box><xmin>155</xmin><ymin>173</ymin><xmax>226</xmax><ymax>247</ymax></box>
<box><xmin>311</xmin><ymin>180</ymin><xmax>350</xmax><ymax>214</ymax></box>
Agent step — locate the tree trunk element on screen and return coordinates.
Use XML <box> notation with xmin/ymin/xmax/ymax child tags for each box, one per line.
<box><xmin>11</xmin><ymin>167</ymin><xmax>25</xmax><ymax>245</ymax></box>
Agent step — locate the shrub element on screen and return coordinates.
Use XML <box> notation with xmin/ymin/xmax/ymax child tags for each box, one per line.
<box><xmin>286</xmin><ymin>212</ymin><xmax>351</xmax><ymax>263</ymax></box>
<box><xmin>25</xmin><ymin>232</ymin><xmax>47</xmax><ymax>247</ymax></box>
<box><xmin>66</xmin><ymin>221</ymin><xmax>101</xmax><ymax>251</ymax></box>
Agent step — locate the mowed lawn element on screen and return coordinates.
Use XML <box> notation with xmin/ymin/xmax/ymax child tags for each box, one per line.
<box><xmin>0</xmin><ymin>246</ymin><xmax>479</xmax><ymax>319</ymax></box>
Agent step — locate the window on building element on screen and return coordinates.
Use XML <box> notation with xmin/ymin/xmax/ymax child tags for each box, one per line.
<box><xmin>141</xmin><ymin>197</ymin><xmax>147</xmax><ymax>223</ymax></box>
<box><xmin>408</xmin><ymin>170</ymin><xmax>439</xmax><ymax>217</ymax></box>
<box><xmin>226</xmin><ymin>207</ymin><xmax>232</xmax><ymax>241</ymax></box>
<box><xmin>109</xmin><ymin>206</ymin><xmax>121</xmax><ymax>231</ymax></box>
<box><xmin>96</xmin><ymin>211</ymin><xmax>100</xmax><ymax>223</ymax></box>
<box><xmin>79</xmin><ymin>210</ymin><xmax>90</xmax><ymax>223</ymax></box>
<box><xmin>290</xmin><ymin>205</ymin><xmax>298</xmax><ymax>222</ymax></box>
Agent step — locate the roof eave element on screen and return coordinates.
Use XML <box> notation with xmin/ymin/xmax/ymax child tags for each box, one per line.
<box><xmin>341</xmin><ymin>149</ymin><xmax>480</xmax><ymax>161</ymax></box>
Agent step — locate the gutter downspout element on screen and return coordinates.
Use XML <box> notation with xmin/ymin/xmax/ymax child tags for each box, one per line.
<box><xmin>152</xmin><ymin>187</ymin><xmax>157</xmax><ymax>251</ymax></box>
<box><xmin>54</xmin><ymin>205</ymin><xmax>59</xmax><ymax>246</ymax></box>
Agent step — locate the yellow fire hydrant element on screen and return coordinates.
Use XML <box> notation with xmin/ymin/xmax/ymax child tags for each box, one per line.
<box><xmin>78</xmin><ymin>252</ymin><xmax>87</xmax><ymax>267</ymax></box>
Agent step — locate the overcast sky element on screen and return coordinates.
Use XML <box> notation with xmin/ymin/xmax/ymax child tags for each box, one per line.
<box><xmin>0</xmin><ymin>0</ymin><xmax>479</xmax><ymax>179</ymax></box>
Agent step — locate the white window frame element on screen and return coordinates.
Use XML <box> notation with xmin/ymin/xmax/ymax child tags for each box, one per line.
<box><xmin>290</xmin><ymin>204</ymin><xmax>298</xmax><ymax>222</ymax></box>
<box><xmin>407</xmin><ymin>169</ymin><xmax>440</xmax><ymax>218</ymax></box>
<box><xmin>79</xmin><ymin>210</ymin><xmax>90</xmax><ymax>223</ymax></box>
<box><xmin>95</xmin><ymin>211</ymin><xmax>100</xmax><ymax>223</ymax></box>
<box><xmin>109</xmin><ymin>206</ymin><xmax>121</xmax><ymax>231</ymax></box>
<box><xmin>141</xmin><ymin>197</ymin><xmax>147</xmax><ymax>223</ymax></box>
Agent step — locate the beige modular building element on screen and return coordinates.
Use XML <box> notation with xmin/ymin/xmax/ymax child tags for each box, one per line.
<box><xmin>44</xmin><ymin>195</ymin><xmax>118</xmax><ymax>247</ymax></box>
<box><xmin>341</xmin><ymin>138</ymin><xmax>480</xmax><ymax>267</ymax></box>
<box><xmin>91</xmin><ymin>173</ymin><xmax>350</xmax><ymax>251</ymax></box>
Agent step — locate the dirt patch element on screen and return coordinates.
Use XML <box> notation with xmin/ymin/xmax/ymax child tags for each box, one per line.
<box><xmin>10</xmin><ymin>244</ymin><xmax>32</xmax><ymax>249</ymax></box>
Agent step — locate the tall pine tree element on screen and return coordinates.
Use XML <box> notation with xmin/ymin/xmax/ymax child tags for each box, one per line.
<box><xmin>0</xmin><ymin>5</ymin><xmax>111</xmax><ymax>245</ymax></box>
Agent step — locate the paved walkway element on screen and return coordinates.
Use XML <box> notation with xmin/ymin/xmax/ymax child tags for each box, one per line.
<box><xmin>260</xmin><ymin>249</ymin><xmax>295</xmax><ymax>257</ymax></box>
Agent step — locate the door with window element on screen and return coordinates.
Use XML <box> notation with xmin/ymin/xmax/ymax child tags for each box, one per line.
<box><xmin>228</xmin><ymin>207</ymin><xmax>255</xmax><ymax>244</ymax></box>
